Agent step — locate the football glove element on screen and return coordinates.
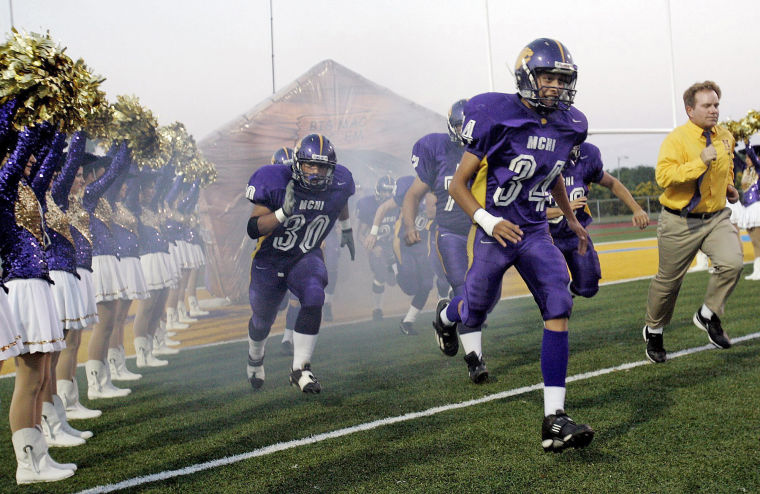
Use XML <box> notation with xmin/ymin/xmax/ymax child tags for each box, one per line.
<box><xmin>341</xmin><ymin>228</ymin><xmax>355</xmax><ymax>260</ymax></box>
<box><xmin>282</xmin><ymin>180</ymin><xmax>296</xmax><ymax>216</ymax></box>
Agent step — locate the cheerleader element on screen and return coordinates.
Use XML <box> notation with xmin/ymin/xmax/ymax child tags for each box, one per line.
<box><xmin>106</xmin><ymin>169</ymin><xmax>149</xmax><ymax>380</ymax></box>
<box><xmin>739</xmin><ymin>141</ymin><xmax>760</xmax><ymax>279</ymax></box>
<box><xmin>181</xmin><ymin>181</ymin><xmax>210</xmax><ymax>317</ymax></box>
<box><xmin>82</xmin><ymin>143</ymin><xmax>131</xmax><ymax>399</ymax></box>
<box><xmin>1</xmin><ymin>125</ymin><xmax>74</xmax><ymax>483</ymax></box>
<box><xmin>163</xmin><ymin>176</ymin><xmax>195</xmax><ymax>332</ymax></box>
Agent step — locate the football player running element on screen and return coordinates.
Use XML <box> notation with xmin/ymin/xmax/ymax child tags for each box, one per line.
<box><xmin>402</xmin><ymin>99</ymin><xmax>472</xmax><ymax>354</ymax></box>
<box><xmin>245</xmin><ymin>134</ymin><xmax>355</xmax><ymax>393</ymax></box>
<box><xmin>356</xmin><ymin>175</ymin><xmax>399</xmax><ymax>321</ymax></box>
<box><xmin>433</xmin><ymin>39</ymin><xmax>595</xmax><ymax>452</ymax></box>
<box><xmin>546</xmin><ymin>142</ymin><xmax>649</xmax><ymax>298</ymax></box>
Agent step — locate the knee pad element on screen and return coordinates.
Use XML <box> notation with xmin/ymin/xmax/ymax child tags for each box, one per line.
<box><xmin>372</xmin><ymin>280</ymin><xmax>385</xmax><ymax>294</ymax></box>
<box><xmin>248</xmin><ymin>317</ymin><xmax>269</xmax><ymax>341</ymax></box>
<box><xmin>295</xmin><ymin>306</ymin><xmax>322</xmax><ymax>335</ymax></box>
<box><xmin>300</xmin><ymin>283</ymin><xmax>325</xmax><ymax>307</ymax></box>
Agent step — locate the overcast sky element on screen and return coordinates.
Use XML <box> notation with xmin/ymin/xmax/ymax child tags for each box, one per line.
<box><xmin>4</xmin><ymin>0</ymin><xmax>759</xmax><ymax>170</ymax></box>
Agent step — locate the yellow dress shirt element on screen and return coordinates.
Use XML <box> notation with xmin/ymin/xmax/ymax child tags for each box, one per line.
<box><xmin>656</xmin><ymin>120</ymin><xmax>735</xmax><ymax>213</ymax></box>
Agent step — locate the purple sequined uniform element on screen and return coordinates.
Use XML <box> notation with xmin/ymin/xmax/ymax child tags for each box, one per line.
<box><xmin>412</xmin><ymin>132</ymin><xmax>470</xmax><ymax>296</ymax></box>
<box><xmin>743</xmin><ymin>147</ymin><xmax>760</xmax><ymax>206</ymax></box>
<box><xmin>546</xmin><ymin>142</ymin><xmax>604</xmax><ymax>297</ymax></box>
<box><xmin>246</xmin><ymin>164</ymin><xmax>354</xmax><ymax>329</ymax></box>
<box><xmin>356</xmin><ymin>194</ymin><xmax>398</xmax><ymax>283</ymax></box>
<box><xmin>456</xmin><ymin>92</ymin><xmax>587</xmax><ymax>326</ymax></box>
<box><xmin>0</xmin><ymin>128</ymin><xmax>52</xmax><ymax>283</ymax></box>
<box><xmin>392</xmin><ymin>175</ymin><xmax>433</xmax><ymax>299</ymax></box>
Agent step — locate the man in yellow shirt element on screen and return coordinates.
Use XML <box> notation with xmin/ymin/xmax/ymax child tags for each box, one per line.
<box><xmin>642</xmin><ymin>80</ymin><xmax>743</xmax><ymax>363</ymax></box>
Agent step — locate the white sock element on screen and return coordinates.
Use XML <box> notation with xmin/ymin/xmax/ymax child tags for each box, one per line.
<box><xmin>292</xmin><ymin>332</ymin><xmax>318</xmax><ymax>370</ymax></box>
<box><xmin>459</xmin><ymin>331</ymin><xmax>482</xmax><ymax>358</ymax></box>
<box><xmin>248</xmin><ymin>336</ymin><xmax>267</xmax><ymax>361</ymax></box>
<box><xmin>440</xmin><ymin>306</ymin><xmax>454</xmax><ymax>326</ymax></box>
<box><xmin>282</xmin><ymin>328</ymin><xmax>293</xmax><ymax>343</ymax></box>
<box><xmin>373</xmin><ymin>290</ymin><xmax>384</xmax><ymax>310</ymax></box>
<box><xmin>700</xmin><ymin>304</ymin><xmax>714</xmax><ymax>320</ymax></box>
<box><xmin>647</xmin><ymin>326</ymin><xmax>663</xmax><ymax>335</ymax></box>
<box><xmin>403</xmin><ymin>305</ymin><xmax>420</xmax><ymax>323</ymax></box>
<box><xmin>544</xmin><ymin>386</ymin><xmax>566</xmax><ymax>417</ymax></box>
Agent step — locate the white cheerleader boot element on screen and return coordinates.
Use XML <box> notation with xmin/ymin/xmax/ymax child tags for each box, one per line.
<box><xmin>85</xmin><ymin>360</ymin><xmax>130</xmax><ymax>399</ymax></box>
<box><xmin>187</xmin><ymin>295</ymin><xmax>209</xmax><ymax>316</ymax></box>
<box><xmin>13</xmin><ymin>427</ymin><xmax>75</xmax><ymax>484</ymax></box>
<box><xmin>108</xmin><ymin>347</ymin><xmax>142</xmax><ymax>381</ymax></box>
<box><xmin>153</xmin><ymin>332</ymin><xmax>180</xmax><ymax>356</ymax></box>
<box><xmin>135</xmin><ymin>336</ymin><xmax>168</xmax><ymax>367</ymax></box>
<box><xmin>57</xmin><ymin>379</ymin><xmax>101</xmax><ymax>420</ymax></box>
<box><xmin>40</xmin><ymin>402</ymin><xmax>86</xmax><ymax>447</ymax></box>
<box><xmin>52</xmin><ymin>396</ymin><xmax>92</xmax><ymax>440</ymax></box>
<box><xmin>746</xmin><ymin>258</ymin><xmax>760</xmax><ymax>280</ymax></box>
<box><xmin>689</xmin><ymin>251</ymin><xmax>709</xmax><ymax>272</ymax></box>
<box><xmin>177</xmin><ymin>301</ymin><xmax>197</xmax><ymax>323</ymax></box>
<box><xmin>166</xmin><ymin>307</ymin><xmax>189</xmax><ymax>330</ymax></box>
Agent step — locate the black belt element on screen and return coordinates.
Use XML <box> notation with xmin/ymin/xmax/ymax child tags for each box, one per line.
<box><xmin>662</xmin><ymin>206</ymin><xmax>720</xmax><ymax>220</ymax></box>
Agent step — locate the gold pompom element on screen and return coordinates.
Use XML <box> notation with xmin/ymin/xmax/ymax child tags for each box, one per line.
<box><xmin>102</xmin><ymin>94</ymin><xmax>160</xmax><ymax>168</ymax></box>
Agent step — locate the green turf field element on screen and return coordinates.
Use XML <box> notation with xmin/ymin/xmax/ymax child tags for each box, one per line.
<box><xmin>1</xmin><ymin>271</ymin><xmax>759</xmax><ymax>493</ymax></box>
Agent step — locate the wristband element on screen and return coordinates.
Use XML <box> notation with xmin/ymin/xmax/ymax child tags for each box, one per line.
<box><xmin>370</xmin><ymin>225</ymin><xmax>379</xmax><ymax>235</ymax></box>
<box><xmin>473</xmin><ymin>208</ymin><xmax>501</xmax><ymax>237</ymax></box>
<box><xmin>274</xmin><ymin>208</ymin><xmax>288</xmax><ymax>223</ymax></box>
<box><xmin>339</xmin><ymin>218</ymin><xmax>351</xmax><ymax>231</ymax></box>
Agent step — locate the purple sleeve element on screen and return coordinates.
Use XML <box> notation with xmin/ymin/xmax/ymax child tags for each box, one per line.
<box><xmin>84</xmin><ymin>140</ymin><xmax>131</xmax><ymax>211</ymax></box>
<box><xmin>51</xmin><ymin>131</ymin><xmax>86</xmax><ymax>208</ymax></box>
<box><xmin>0</xmin><ymin>98</ymin><xmax>20</xmax><ymax>151</ymax></box>
<box><xmin>393</xmin><ymin>175</ymin><xmax>414</xmax><ymax>206</ymax></box>
<box><xmin>247</xmin><ymin>168</ymin><xmax>277</xmax><ymax>210</ymax></box>
<box><xmin>0</xmin><ymin>127</ymin><xmax>36</xmax><ymax>195</ymax></box>
<box><xmin>462</xmin><ymin>96</ymin><xmax>496</xmax><ymax>160</ymax></box>
<box><xmin>150</xmin><ymin>163</ymin><xmax>175</xmax><ymax>209</ymax></box>
<box><xmin>178</xmin><ymin>180</ymin><xmax>200</xmax><ymax>214</ymax></box>
<box><xmin>747</xmin><ymin>146</ymin><xmax>760</xmax><ymax>174</ymax></box>
<box><xmin>585</xmin><ymin>144</ymin><xmax>605</xmax><ymax>184</ymax></box>
<box><xmin>30</xmin><ymin>131</ymin><xmax>67</xmax><ymax>201</ymax></box>
<box><xmin>164</xmin><ymin>174</ymin><xmax>184</xmax><ymax>206</ymax></box>
<box><xmin>412</xmin><ymin>138</ymin><xmax>435</xmax><ymax>188</ymax></box>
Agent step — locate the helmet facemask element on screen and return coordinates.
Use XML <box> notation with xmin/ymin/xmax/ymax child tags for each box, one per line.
<box><xmin>292</xmin><ymin>159</ymin><xmax>334</xmax><ymax>191</ymax></box>
<box><xmin>519</xmin><ymin>67</ymin><xmax>577</xmax><ymax>113</ymax></box>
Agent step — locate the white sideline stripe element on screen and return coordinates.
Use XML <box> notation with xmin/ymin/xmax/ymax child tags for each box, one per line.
<box><xmin>76</xmin><ymin>330</ymin><xmax>760</xmax><ymax>494</ymax></box>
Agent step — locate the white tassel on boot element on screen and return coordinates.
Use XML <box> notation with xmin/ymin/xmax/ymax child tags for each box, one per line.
<box><xmin>135</xmin><ymin>336</ymin><xmax>168</xmax><ymax>367</ymax></box>
<box><xmin>85</xmin><ymin>360</ymin><xmax>130</xmax><ymax>399</ymax></box>
<box><xmin>41</xmin><ymin>402</ymin><xmax>86</xmax><ymax>447</ymax></box>
<box><xmin>108</xmin><ymin>347</ymin><xmax>142</xmax><ymax>381</ymax></box>
<box><xmin>746</xmin><ymin>258</ymin><xmax>760</xmax><ymax>280</ymax></box>
<box><xmin>13</xmin><ymin>427</ymin><xmax>75</xmax><ymax>484</ymax></box>
<box><xmin>57</xmin><ymin>379</ymin><xmax>101</xmax><ymax>420</ymax></box>
<box><xmin>153</xmin><ymin>333</ymin><xmax>179</xmax><ymax>356</ymax></box>
<box><xmin>187</xmin><ymin>295</ymin><xmax>209</xmax><ymax>316</ymax></box>
<box><xmin>52</xmin><ymin>395</ymin><xmax>92</xmax><ymax>440</ymax></box>
<box><xmin>689</xmin><ymin>251</ymin><xmax>710</xmax><ymax>272</ymax></box>
<box><xmin>166</xmin><ymin>307</ymin><xmax>189</xmax><ymax>330</ymax></box>
<box><xmin>177</xmin><ymin>301</ymin><xmax>197</xmax><ymax>323</ymax></box>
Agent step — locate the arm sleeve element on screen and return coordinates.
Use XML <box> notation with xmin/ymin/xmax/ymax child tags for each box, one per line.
<box><xmin>84</xmin><ymin>140</ymin><xmax>131</xmax><ymax>210</ymax></box>
<box><xmin>30</xmin><ymin>131</ymin><xmax>67</xmax><ymax>201</ymax></box>
<box><xmin>0</xmin><ymin>127</ymin><xmax>36</xmax><ymax>196</ymax></box>
<box><xmin>51</xmin><ymin>131</ymin><xmax>86</xmax><ymax>208</ymax></box>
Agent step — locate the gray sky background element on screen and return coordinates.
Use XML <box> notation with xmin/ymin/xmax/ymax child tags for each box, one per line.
<box><xmin>3</xmin><ymin>0</ymin><xmax>759</xmax><ymax>172</ymax></box>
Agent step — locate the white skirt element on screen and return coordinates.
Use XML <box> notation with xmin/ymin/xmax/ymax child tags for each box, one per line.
<box><xmin>169</xmin><ymin>242</ymin><xmax>187</xmax><ymax>274</ymax></box>
<box><xmin>118</xmin><ymin>256</ymin><xmax>150</xmax><ymax>300</ymax></box>
<box><xmin>191</xmin><ymin>243</ymin><xmax>205</xmax><ymax>267</ymax></box>
<box><xmin>164</xmin><ymin>250</ymin><xmax>181</xmax><ymax>286</ymax></box>
<box><xmin>6</xmin><ymin>278</ymin><xmax>66</xmax><ymax>354</ymax></box>
<box><xmin>726</xmin><ymin>200</ymin><xmax>744</xmax><ymax>226</ymax></box>
<box><xmin>739</xmin><ymin>201</ymin><xmax>760</xmax><ymax>229</ymax></box>
<box><xmin>92</xmin><ymin>255</ymin><xmax>127</xmax><ymax>302</ymax></box>
<box><xmin>49</xmin><ymin>270</ymin><xmax>90</xmax><ymax>330</ymax></box>
<box><xmin>140</xmin><ymin>252</ymin><xmax>174</xmax><ymax>291</ymax></box>
<box><xmin>0</xmin><ymin>288</ymin><xmax>23</xmax><ymax>361</ymax></box>
<box><xmin>76</xmin><ymin>268</ymin><xmax>99</xmax><ymax>326</ymax></box>
<box><xmin>177</xmin><ymin>240</ymin><xmax>198</xmax><ymax>269</ymax></box>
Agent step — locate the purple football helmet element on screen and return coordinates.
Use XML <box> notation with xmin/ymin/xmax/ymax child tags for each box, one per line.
<box><xmin>447</xmin><ymin>99</ymin><xmax>467</xmax><ymax>145</ymax></box>
<box><xmin>271</xmin><ymin>147</ymin><xmax>294</xmax><ymax>166</ymax></box>
<box><xmin>375</xmin><ymin>175</ymin><xmax>396</xmax><ymax>201</ymax></box>
<box><xmin>293</xmin><ymin>134</ymin><xmax>337</xmax><ymax>190</ymax></box>
<box><xmin>514</xmin><ymin>38</ymin><xmax>577</xmax><ymax>112</ymax></box>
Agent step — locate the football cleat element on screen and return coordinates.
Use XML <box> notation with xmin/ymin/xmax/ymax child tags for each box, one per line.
<box><xmin>463</xmin><ymin>351</ymin><xmax>488</xmax><ymax>384</ymax></box>
<box><xmin>399</xmin><ymin>321</ymin><xmax>418</xmax><ymax>336</ymax></box>
<box><xmin>541</xmin><ymin>410</ymin><xmax>594</xmax><ymax>453</ymax></box>
<box><xmin>281</xmin><ymin>340</ymin><xmax>294</xmax><ymax>356</ymax></box>
<box><xmin>372</xmin><ymin>308</ymin><xmax>383</xmax><ymax>321</ymax></box>
<box><xmin>289</xmin><ymin>364</ymin><xmax>321</xmax><ymax>394</ymax></box>
<box><xmin>693</xmin><ymin>310</ymin><xmax>732</xmax><ymax>349</ymax></box>
<box><xmin>247</xmin><ymin>355</ymin><xmax>265</xmax><ymax>390</ymax></box>
<box><xmin>432</xmin><ymin>298</ymin><xmax>459</xmax><ymax>357</ymax></box>
<box><xmin>643</xmin><ymin>326</ymin><xmax>666</xmax><ymax>363</ymax></box>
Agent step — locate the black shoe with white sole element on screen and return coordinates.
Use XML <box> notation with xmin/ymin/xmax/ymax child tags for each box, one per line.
<box><xmin>643</xmin><ymin>326</ymin><xmax>666</xmax><ymax>363</ymax></box>
<box><xmin>541</xmin><ymin>410</ymin><xmax>594</xmax><ymax>453</ymax></box>
<box><xmin>693</xmin><ymin>310</ymin><xmax>732</xmax><ymax>349</ymax></box>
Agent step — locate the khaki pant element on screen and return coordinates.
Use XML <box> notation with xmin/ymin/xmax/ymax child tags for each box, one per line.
<box><xmin>645</xmin><ymin>208</ymin><xmax>743</xmax><ymax>328</ymax></box>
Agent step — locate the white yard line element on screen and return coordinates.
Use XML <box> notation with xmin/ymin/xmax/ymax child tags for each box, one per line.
<box><xmin>75</xmin><ymin>330</ymin><xmax>760</xmax><ymax>494</ymax></box>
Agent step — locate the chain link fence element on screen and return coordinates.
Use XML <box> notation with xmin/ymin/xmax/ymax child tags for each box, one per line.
<box><xmin>588</xmin><ymin>196</ymin><xmax>661</xmax><ymax>224</ymax></box>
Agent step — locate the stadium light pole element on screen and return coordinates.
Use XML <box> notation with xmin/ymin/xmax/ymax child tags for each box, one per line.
<box><xmin>8</xmin><ymin>0</ymin><xmax>14</xmax><ymax>29</ymax></box>
<box><xmin>484</xmin><ymin>0</ymin><xmax>494</xmax><ymax>91</ymax></box>
<box><xmin>269</xmin><ymin>0</ymin><xmax>275</xmax><ymax>95</ymax></box>
<box><xmin>616</xmin><ymin>155</ymin><xmax>629</xmax><ymax>181</ymax></box>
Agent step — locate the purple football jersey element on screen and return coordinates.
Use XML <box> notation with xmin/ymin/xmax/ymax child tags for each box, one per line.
<box><xmin>355</xmin><ymin>194</ymin><xmax>398</xmax><ymax>244</ymax></box>
<box><xmin>412</xmin><ymin>133</ymin><xmax>471</xmax><ymax>235</ymax></box>
<box><xmin>246</xmin><ymin>164</ymin><xmax>355</xmax><ymax>263</ymax></box>
<box><xmin>463</xmin><ymin>92</ymin><xmax>587</xmax><ymax>231</ymax></box>
<box><xmin>547</xmin><ymin>142</ymin><xmax>604</xmax><ymax>237</ymax></box>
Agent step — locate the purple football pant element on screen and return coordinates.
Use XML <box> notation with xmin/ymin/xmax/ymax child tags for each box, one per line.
<box><xmin>457</xmin><ymin>228</ymin><xmax>572</xmax><ymax>327</ymax></box>
<box><xmin>396</xmin><ymin>245</ymin><xmax>433</xmax><ymax>309</ymax></box>
<box><xmin>248</xmin><ymin>250</ymin><xmax>328</xmax><ymax>339</ymax></box>
<box><xmin>368</xmin><ymin>244</ymin><xmax>395</xmax><ymax>284</ymax></box>
<box><xmin>552</xmin><ymin>234</ymin><xmax>601</xmax><ymax>298</ymax></box>
<box><xmin>435</xmin><ymin>228</ymin><xmax>468</xmax><ymax>297</ymax></box>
